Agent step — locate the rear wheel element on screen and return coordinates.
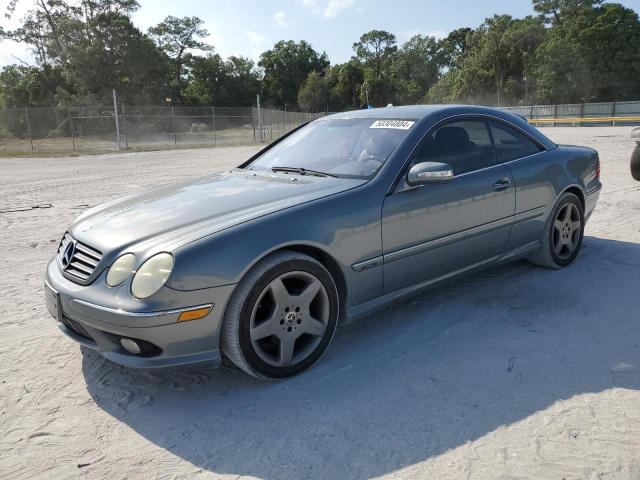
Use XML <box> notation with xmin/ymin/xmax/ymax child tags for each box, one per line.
<box><xmin>528</xmin><ymin>192</ymin><xmax>584</xmax><ymax>268</ymax></box>
<box><xmin>221</xmin><ymin>250</ymin><xmax>339</xmax><ymax>380</ymax></box>
<box><xmin>631</xmin><ymin>144</ymin><xmax>640</xmax><ymax>181</ymax></box>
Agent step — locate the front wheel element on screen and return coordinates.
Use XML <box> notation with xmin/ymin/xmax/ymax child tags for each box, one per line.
<box><xmin>221</xmin><ymin>250</ymin><xmax>339</xmax><ymax>380</ymax></box>
<box><xmin>528</xmin><ymin>192</ymin><xmax>584</xmax><ymax>268</ymax></box>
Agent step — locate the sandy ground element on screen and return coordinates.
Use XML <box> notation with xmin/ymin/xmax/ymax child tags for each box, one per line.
<box><xmin>0</xmin><ymin>128</ymin><xmax>639</xmax><ymax>480</ymax></box>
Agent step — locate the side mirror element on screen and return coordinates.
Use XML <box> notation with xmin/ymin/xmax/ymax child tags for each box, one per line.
<box><xmin>406</xmin><ymin>161</ymin><xmax>454</xmax><ymax>186</ymax></box>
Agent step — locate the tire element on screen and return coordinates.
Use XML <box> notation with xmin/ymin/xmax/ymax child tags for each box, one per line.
<box><xmin>221</xmin><ymin>250</ymin><xmax>339</xmax><ymax>380</ymax></box>
<box><xmin>631</xmin><ymin>144</ymin><xmax>640</xmax><ymax>181</ymax></box>
<box><xmin>528</xmin><ymin>192</ymin><xmax>585</xmax><ymax>269</ymax></box>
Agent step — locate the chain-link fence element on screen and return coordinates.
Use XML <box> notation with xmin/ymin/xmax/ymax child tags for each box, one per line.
<box><xmin>0</xmin><ymin>104</ymin><xmax>325</xmax><ymax>155</ymax></box>
<box><xmin>4</xmin><ymin>99</ymin><xmax>640</xmax><ymax>155</ymax></box>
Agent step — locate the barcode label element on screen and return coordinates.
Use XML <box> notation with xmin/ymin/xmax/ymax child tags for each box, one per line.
<box><xmin>370</xmin><ymin>120</ymin><xmax>415</xmax><ymax>130</ymax></box>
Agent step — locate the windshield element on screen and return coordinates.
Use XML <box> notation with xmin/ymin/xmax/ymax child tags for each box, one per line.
<box><xmin>246</xmin><ymin>118</ymin><xmax>415</xmax><ymax>179</ymax></box>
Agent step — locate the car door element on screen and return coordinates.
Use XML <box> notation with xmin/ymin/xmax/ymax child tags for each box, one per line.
<box><xmin>381</xmin><ymin>118</ymin><xmax>516</xmax><ymax>294</ymax></box>
<box><xmin>487</xmin><ymin>120</ymin><xmax>549</xmax><ymax>252</ymax></box>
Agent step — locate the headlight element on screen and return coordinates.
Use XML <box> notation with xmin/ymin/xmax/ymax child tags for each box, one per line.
<box><xmin>106</xmin><ymin>253</ymin><xmax>136</xmax><ymax>287</ymax></box>
<box><xmin>131</xmin><ymin>253</ymin><xmax>174</xmax><ymax>299</ymax></box>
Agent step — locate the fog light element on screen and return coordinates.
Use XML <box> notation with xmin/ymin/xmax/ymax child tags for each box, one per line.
<box><xmin>120</xmin><ymin>338</ymin><xmax>141</xmax><ymax>354</ymax></box>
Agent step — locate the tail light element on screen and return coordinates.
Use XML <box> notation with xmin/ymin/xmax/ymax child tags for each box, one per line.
<box><xmin>595</xmin><ymin>158</ymin><xmax>600</xmax><ymax>180</ymax></box>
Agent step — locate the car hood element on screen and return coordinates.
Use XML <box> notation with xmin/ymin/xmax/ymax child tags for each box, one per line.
<box><xmin>70</xmin><ymin>169</ymin><xmax>365</xmax><ymax>253</ymax></box>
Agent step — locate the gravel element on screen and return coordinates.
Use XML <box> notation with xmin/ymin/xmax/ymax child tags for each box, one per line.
<box><xmin>1</xmin><ymin>128</ymin><xmax>639</xmax><ymax>479</ymax></box>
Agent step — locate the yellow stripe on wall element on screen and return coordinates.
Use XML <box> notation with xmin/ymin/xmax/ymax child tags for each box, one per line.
<box><xmin>528</xmin><ymin>116</ymin><xmax>640</xmax><ymax>124</ymax></box>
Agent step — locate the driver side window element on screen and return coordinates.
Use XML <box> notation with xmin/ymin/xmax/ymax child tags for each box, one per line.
<box><xmin>413</xmin><ymin>120</ymin><xmax>495</xmax><ymax>175</ymax></box>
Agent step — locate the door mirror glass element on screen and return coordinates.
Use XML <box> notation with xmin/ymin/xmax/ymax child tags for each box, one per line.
<box><xmin>407</xmin><ymin>161</ymin><xmax>454</xmax><ymax>186</ymax></box>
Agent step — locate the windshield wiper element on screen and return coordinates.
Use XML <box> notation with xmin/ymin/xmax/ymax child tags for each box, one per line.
<box><xmin>271</xmin><ymin>166</ymin><xmax>337</xmax><ymax>178</ymax></box>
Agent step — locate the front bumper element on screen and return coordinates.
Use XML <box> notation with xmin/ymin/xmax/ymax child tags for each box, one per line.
<box><xmin>45</xmin><ymin>260</ymin><xmax>236</xmax><ymax>368</ymax></box>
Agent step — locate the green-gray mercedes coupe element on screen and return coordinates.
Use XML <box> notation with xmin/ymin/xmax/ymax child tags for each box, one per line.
<box><xmin>45</xmin><ymin>105</ymin><xmax>601</xmax><ymax>379</ymax></box>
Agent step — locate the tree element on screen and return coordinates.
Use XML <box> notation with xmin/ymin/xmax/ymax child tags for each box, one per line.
<box><xmin>439</xmin><ymin>28</ymin><xmax>473</xmax><ymax>69</ymax></box>
<box><xmin>533</xmin><ymin>2</ymin><xmax>640</xmax><ymax>102</ymax></box>
<box><xmin>224</xmin><ymin>56</ymin><xmax>262</xmax><ymax>104</ymax></box>
<box><xmin>0</xmin><ymin>64</ymin><xmax>68</xmax><ymax>107</ymax></box>
<box><xmin>2</xmin><ymin>0</ymin><xmax>170</xmax><ymax>105</ymax></box>
<box><xmin>502</xmin><ymin>16</ymin><xmax>546</xmax><ymax>103</ymax></box>
<box><xmin>66</xmin><ymin>13</ymin><xmax>170</xmax><ymax>105</ymax></box>
<box><xmin>352</xmin><ymin>30</ymin><xmax>397</xmax><ymax>106</ymax></box>
<box><xmin>393</xmin><ymin>34</ymin><xmax>442</xmax><ymax>104</ymax></box>
<box><xmin>578</xmin><ymin>3</ymin><xmax>640</xmax><ymax>101</ymax></box>
<box><xmin>352</xmin><ymin>30</ymin><xmax>397</xmax><ymax>77</ymax></box>
<box><xmin>432</xmin><ymin>15</ymin><xmax>545</xmax><ymax>106</ymax></box>
<box><xmin>425</xmin><ymin>69</ymin><xmax>461</xmax><ymax>104</ymax></box>
<box><xmin>259</xmin><ymin>40</ymin><xmax>329</xmax><ymax>108</ymax></box>
<box><xmin>148</xmin><ymin>16</ymin><xmax>212</xmax><ymax>101</ymax></box>
<box><xmin>326</xmin><ymin>61</ymin><xmax>364</xmax><ymax>110</ymax></box>
<box><xmin>5</xmin><ymin>0</ymin><xmax>141</xmax><ymax>66</ymax></box>
<box><xmin>298</xmin><ymin>71</ymin><xmax>327</xmax><ymax>112</ymax></box>
<box><xmin>185</xmin><ymin>54</ymin><xmax>260</xmax><ymax>105</ymax></box>
<box><xmin>532</xmin><ymin>0</ymin><xmax>603</xmax><ymax>24</ymax></box>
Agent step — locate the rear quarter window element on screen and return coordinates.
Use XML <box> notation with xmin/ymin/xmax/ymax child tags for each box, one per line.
<box><xmin>490</xmin><ymin>122</ymin><xmax>542</xmax><ymax>162</ymax></box>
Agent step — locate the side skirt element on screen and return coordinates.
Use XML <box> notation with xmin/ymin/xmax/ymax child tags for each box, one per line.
<box><xmin>344</xmin><ymin>240</ymin><xmax>540</xmax><ymax>325</ymax></box>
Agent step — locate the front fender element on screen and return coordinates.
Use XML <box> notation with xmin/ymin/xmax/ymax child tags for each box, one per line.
<box><xmin>165</xmin><ymin>182</ymin><xmax>388</xmax><ymax>309</ymax></box>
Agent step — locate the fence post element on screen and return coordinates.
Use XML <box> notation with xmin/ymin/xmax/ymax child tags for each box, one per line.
<box><xmin>553</xmin><ymin>104</ymin><xmax>558</xmax><ymax>127</ymax></box>
<box><xmin>112</xmin><ymin>89</ymin><xmax>121</xmax><ymax>150</ymax></box>
<box><xmin>579</xmin><ymin>102</ymin><xmax>584</xmax><ymax>127</ymax></box>
<box><xmin>69</xmin><ymin>111</ymin><xmax>76</xmax><ymax>150</ymax></box>
<box><xmin>24</xmin><ymin>107</ymin><xmax>34</xmax><ymax>151</ymax></box>
<box><xmin>612</xmin><ymin>101</ymin><xmax>616</xmax><ymax>126</ymax></box>
<box><xmin>252</xmin><ymin>106</ymin><xmax>256</xmax><ymax>142</ymax></box>
<box><xmin>256</xmin><ymin>94</ymin><xmax>263</xmax><ymax>142</ymax></box>
<box><xmin>171</xmin><ymin>106</ymin><xmax>177</xmax><ymax>146</ymax></box>
<box><xmin>121</xmin><ymin>102</ymin><xmax>129</xmax><ymax>149</ymax></box>
<box><xmin>212</xmin><ymin>106</ymin><xmax>216</xmax><ymax>146</ymax></box>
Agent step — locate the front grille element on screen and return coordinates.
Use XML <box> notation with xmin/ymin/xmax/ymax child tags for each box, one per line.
<box><xmin>57</xmin><ymin>232</ymin><xmax>103</xmax><ymax>282</ymax></box>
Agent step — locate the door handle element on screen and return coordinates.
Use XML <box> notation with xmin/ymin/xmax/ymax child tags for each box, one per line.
<box><xmin>493</xmin><ymin>178</ymin><xmax>511</xmax><ymax>191</ymax></box>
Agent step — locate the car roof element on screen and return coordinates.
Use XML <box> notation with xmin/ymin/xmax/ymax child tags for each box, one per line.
<box><xmin>326</xmin><ymin>104</ymin><xmax>525</xmax><ymax>120</ymax></box>
<box><xmin>326</xmin><ymin>105</ymin><xmax>454</xmax><ymax>120</ymax></box>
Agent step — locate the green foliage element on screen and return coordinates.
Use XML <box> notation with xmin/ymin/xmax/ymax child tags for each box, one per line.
<box><xmin>326</xmin><ymin>61</ymin><xmax>364</xmax><ymax>110</ymax></box>
<box><xmin>259</xmin><ymin>40</ymin><xmax>329</xmax><ymax>108</ymax></box>
<box><xmin>184</xmin><ymin>54</ymin><xmax>260</xmax><ymax>105</ymax></box>
<box><xmin>439</xmin><ymin>28</ymin><xmax>473</xmax><ymax>69</ymax></box>
<box><xmin>352</xmin><ymin>30</ymin><xmax>397</xmax><ymax>78</ymax></box>
<box><xmin>148</xmin><ymin>16</ymin><xmax>212</xmax><ymax>100</ymax></box>
<box><xmin>532</xmin><ymin>0</ymin><xmax>603</xmax><ymax>24</ymax></box>
<box><xmin>352</xmin><ymin>30</ymin><xmax>398</xmax><ymax>105</ymax></box>
<box><xmin>533</xmin><ymin>2</ymin><xmax>640</xmax><ymax>102</ymax></box>
<box><xmin>1</xmin><ymin>0</ymin><xmax>640</xmax><ymax>112</ymax></box>
<box><xmin>393</xmin><ymin>34</ymin><xmax>442</xmax><ymax>105</ymax></box>
<box><xmin>0</xmin><ymin>65</ymin><xmax>68</xmax><ymax>107</ymax></box>
<box><xmin>3</xmin><ymin>0</ymin><xmax>169</xmax><ymax>106</ymax></box>
<box><xmin>298</xmin><ymin>71</ymin><xmax>327</xmax><ymax>112</ymax></box>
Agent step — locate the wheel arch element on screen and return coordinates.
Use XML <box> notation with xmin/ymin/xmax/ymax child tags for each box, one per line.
<box><xmin>559</xmin><ymin>184</ymin><xmax>586</xmax><ymax>211</ymax></box>
<box><xmin>230</xmin><ymin>242</ymin><xmax>348</xmax><ymax>322</ymax></box>
<box><xmin>270</xmin><ymin>244</ymin><xmax>347</xmax><ymax>320</ymax></box>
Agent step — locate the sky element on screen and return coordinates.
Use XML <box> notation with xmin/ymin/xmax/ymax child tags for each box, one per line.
<box><xmin>1</xmin><ymin>0</ymin><xmax>640</xmax><ymax>67</ymax></box>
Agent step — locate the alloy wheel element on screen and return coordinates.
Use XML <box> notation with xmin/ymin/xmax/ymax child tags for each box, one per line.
<box><xmin>552</xmin><ymin>203</ymin><xmax>581</xmax><ymax>260</ymax></box>
<box><xmin>249</xmin><ymin>271</ymin><xmax>330</xmax><ymax>367</ymax></box>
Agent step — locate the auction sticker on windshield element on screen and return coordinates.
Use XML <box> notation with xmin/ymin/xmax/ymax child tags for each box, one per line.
<box><xmin>370</xmin><ymin>120</ymin><xmax>415</xmax><ymax>129</ymax></box>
